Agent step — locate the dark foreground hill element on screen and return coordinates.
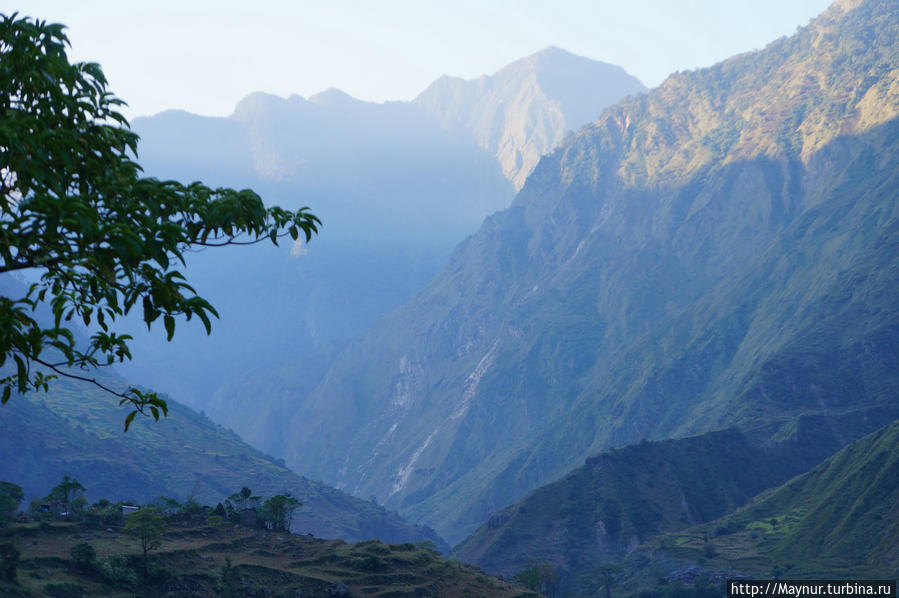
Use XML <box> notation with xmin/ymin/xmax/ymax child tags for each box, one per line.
<box><xmin>283</xmin><ymin>0</ymin><xmax>899</xmax><ymax>544</ymax></box>
<box><xmin>453</xmin><ymin>420</ymin><xmax>899</xmax><ymax>595</ymax></box>
<box><xmin>0</xmin><ymin>519</ymin><xmax>534</xmax><ymax>598</ymax></box>
<box><xmin>626</xmin><ymin>419</ymin><xmax>899</xmax><ymax>589</ymax></box>
<box><xmin>0</xmin><ymin>372</ymin><xmax>445</xmax><ymax>550</ymax></box>
<box><xmin>452</xmin><ymin>429</ymin><xmax>805</xmax><ymax>579</ymax></box>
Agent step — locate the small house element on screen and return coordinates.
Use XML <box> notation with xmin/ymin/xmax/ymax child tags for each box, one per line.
<box><xmin>121</xmin><ymin>505</ymin><xmax>140</xmax><ymax>517</ymax></box>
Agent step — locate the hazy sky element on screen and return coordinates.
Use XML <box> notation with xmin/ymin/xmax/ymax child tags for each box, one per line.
<box><xmin>12</xmin><ymin>1</ymin><xmax>833</xmax><ymax>119</ymax></box>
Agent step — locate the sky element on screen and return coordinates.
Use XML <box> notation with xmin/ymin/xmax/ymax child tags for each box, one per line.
<box><xmin>11</xmin><ymin>0</ymin><xmax>834</xmax><ymax>119</ymax></box>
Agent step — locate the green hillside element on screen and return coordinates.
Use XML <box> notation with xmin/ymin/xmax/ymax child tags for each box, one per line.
<box><xmin>0</xmin><ymin>373</ymin><xmax>446</xmax><ymax>550</ymax></box>
<box><xmin>452</xmin><ymin>420</ymin><xmax>899</xmax><ymax>595</ymax></box>
<box><xmin>453</xmin><ymin>429</ymin><xmax>804</xmax><ymax>580</ymax></box>
<box><xmin>632</xmin><ymin>419</ymin><xmax>899</xmax><ymax>584</ymax></box>
<box><xmin>282</xmin><ymin>0</ymin><xmax>899</xmax><ymax>544</ymax></box>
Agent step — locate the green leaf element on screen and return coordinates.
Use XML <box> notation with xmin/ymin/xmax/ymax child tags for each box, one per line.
<box><xmin>123</xmin><ymin>410</ymin><xmax>137</xmax><ymax>432</ymax></box>
<box><xmin>13</xmin><ymin>355</ymin><xmax>27</xmax><ymax>392</ymax></box>
<box><xmin>197</xmin><ymin>309</ymin><xmax>212</xmax><ymax>335</ymax></box>
<box><xmin>163</xmin><ymin>315</ymin><xmax>175</xmax><ymax>341</ymax></box>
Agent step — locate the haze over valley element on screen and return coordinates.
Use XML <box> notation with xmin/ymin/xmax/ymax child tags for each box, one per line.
<box><xmin>115</xmin><ymin>47</ymin><xmax>645</xmax><ymax>458</ymax></box>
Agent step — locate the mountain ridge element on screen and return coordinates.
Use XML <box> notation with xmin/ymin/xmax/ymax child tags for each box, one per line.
<box><xmin>451</xmin><ymin>428</ymin><xmax>805</xmax><ymax>577</ymax></box>
<box><xmin>0</xmin><ymin>371</ymin><xmax>448</xmax><ymax>550</ymax></box>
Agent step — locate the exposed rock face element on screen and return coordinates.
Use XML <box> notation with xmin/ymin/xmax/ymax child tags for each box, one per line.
<box><xmin>415</xmin><ymin>46</ymin><xmax>646</xmax><ymax>189</ymax></box>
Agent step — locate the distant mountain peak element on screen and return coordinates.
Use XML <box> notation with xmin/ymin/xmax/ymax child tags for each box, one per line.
<box><xmin>501</xmin><ymin>46</ymin><xmax>632</xmax><ymax>76</ymax></box>
<box><xmin>414</xmin><ymin>48</ymin><xmax>645</xmax><ymax>189</ymax></box>
<box><xmin>309</xmin><ymin>87</ymin><xmax>364</xmax><ymax>107</ymax></box>
<box><xmin>830</xmin><ymin>0</ymin><xmax>865</xmax><ymax>13</ymax></box>
<box><xmin>526</xmin><ymin>45</ymin><xmax>586</xmax><ymax>63</ymax></box>
<box><xmin>536</xmin><ymin>44</ymin><xmax>566</xmax><ymax>54</ymax></box>
<box><xmin>231</xmin><ymin>91</ymin><xmax>295</xmax><ymax>121</ymax></box>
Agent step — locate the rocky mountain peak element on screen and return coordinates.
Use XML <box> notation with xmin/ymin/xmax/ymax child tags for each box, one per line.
<box><xmin>415</xmin><ymin>47</ymin><xmax>645</xmax><ymax>189</ymax></box>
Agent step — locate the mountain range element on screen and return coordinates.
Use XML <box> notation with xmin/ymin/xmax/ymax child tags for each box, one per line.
<box><xmin>280</xmin><ymin>0</ymin><xmax>899</xmax><ymax>546</ymax></box>
<box><xmin>453</xmin><ymin>417</ymin><xmax>899</xmax><ymax>592</ymax></box>
<box><xmin>452</xmin><ymin>428</ymin><xmax>804</xmax><ymax>579</ymax></box>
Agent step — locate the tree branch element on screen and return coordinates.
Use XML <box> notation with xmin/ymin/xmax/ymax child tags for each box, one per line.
<box><xmin>32</xmin><ymin>355</ymin><xmax>135</xmax><ymax>401</ymax></box>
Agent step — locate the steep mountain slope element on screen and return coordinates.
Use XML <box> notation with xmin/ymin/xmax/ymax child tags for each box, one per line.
<box><xmin>116</xmin><ymin>50</ymin><xmax>642</xmax><ymax>458</ymax></box>
<box><xmin>636</xmin><ymin>419</ymin><xmax>899</xmax><ymax>581</ymax></box>
<box><xmin>284</xmin><ymin>0</ymin><xmax>899</xmax><ymax>544</ymax></box>
<box><xmin>415</xmin><ymin>46</ymin><xmax>646</xmax><ymax>189</ymax></box>
<box><xmin>0</xmin><ymin>371</ymin><xmax>445</xmax><ymax>549</ymax></box>
<box><xmin>452</xmin><ymin>429</ymin><xmax>805</xmax><ymax>579</ymax></box>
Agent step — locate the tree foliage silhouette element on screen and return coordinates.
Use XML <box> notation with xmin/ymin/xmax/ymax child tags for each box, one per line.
<box><xmin>0</xmin><ymin>13</ymin><xmax>319</xmax><ymax>427</ymax></box>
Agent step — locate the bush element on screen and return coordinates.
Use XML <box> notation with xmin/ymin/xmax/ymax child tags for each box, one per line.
<box><xmin>362</xmin><ymin>542</ymin><xmax>390</xmax><ymax>555</ymax></box>
<box><xmin>85</xmin><ymin>500</ymin><xmax>123</xmax><ymax>526</ymax></box>
<box><xmin>411</xmin><ymin>550</ymin><xmax>435</xmax><ymax>566</ymax></box>
<box><xmin>98</xmin><ymin>552</ymin><xmax>173</xmax><ymax>589</ymax></box>
<box><xmin>0</xmin><ymin>541</ymin><xmax>19</xmax><ymax>581</ymax></box>
<box><xmin>347</xmin><ymin>555</ymin><xmax>385</xmax><ymax>572</ymax></box>
<box><xmin>43</xmin><ymin>582</ymin><xmax>87</xmax><ymax>597</ymax></box>
<box><xmin>713</xmin><ymin>520</ymin><xmax>743</xmax><ymax>536</ymax></box>
<box><xmin>98</xmin><ymin>554</ymin><xmax>139</xmax><ymax>588</ymax></box>
<box><xmin>0</xmin><ymin>482</ymin><xmax>24</xmax><ymax>526</ymax></box>
<box><xmin>70</xmin><ymin>542</ymin><xmax>97</xmax><ymax>571</ymax></box>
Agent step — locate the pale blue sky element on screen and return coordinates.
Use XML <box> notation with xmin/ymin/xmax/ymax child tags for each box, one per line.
<box><xmin>11</xmin><ymin>1</ymin><xmax>833</xmax><ymax>118</ymax></box>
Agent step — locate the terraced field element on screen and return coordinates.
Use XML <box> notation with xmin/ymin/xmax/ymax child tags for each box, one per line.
<box><xmin>0</xmin><ymin>521</ymin><xmax>536</xmax><ymax>597</ymax></box>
